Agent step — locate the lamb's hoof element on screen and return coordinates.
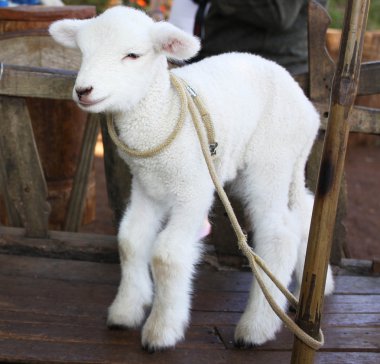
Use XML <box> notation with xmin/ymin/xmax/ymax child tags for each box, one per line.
<box><xmin>234</xmin><ymin>339</ymin><xmax>256</xmax><ymax>349</ymax></box>
<box><xmin>107</xmin><ymin>299</ymin><xmax>147</xmax><ymax>329</ymax></box>
<box><xmin>234</xmin><ymin>315</ymin><xmax>279</xmax><ymax>347</ymax></box>
<box><xmin>142</xmin><ymin>343</ymin><xmax>168</xmax><ymax>354</ymax></box>
<box><xmin>107</xmin><ymin>322</ymin><xmax>128</xmax><ymax>330</ymax></box>
<box><xmin>141</xmin><ymin>314</ymin><xmax>185</xmax><ymax>353</ymax></box>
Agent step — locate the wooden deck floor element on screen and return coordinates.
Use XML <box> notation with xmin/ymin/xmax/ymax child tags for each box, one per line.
<box><xmin>0</xmin><ymin>253</ymin><xmax>379</xmax><ymax>364</ymax></box>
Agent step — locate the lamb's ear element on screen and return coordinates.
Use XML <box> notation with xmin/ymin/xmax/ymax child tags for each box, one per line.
<box><xmin>151</xmin><ymin>22</ymin><xmax>200</xmax><ymax>61</ymax></box>
<box><xmin>49</xmin><ymin>19</ymin><xmax>87</xmax><ymax>48</ymax></box>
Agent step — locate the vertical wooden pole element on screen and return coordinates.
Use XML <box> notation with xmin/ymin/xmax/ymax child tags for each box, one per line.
<box><xmin>0</xmin><ymin>96</ymin><xmax>51</xmax><ymax>238</ymax></box>
<box><xmin>64</xmin><ymin>113</ymin><xmax>99</xmax><ymax>232</ymax></box>
<box><xmin>291</xmin><ymin>0</ymin><xmax>370</xmax><ymax>363</ymax></box>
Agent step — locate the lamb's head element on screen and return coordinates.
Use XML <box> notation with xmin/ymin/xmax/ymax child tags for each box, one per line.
<box><xmin>49</xmin><ymin>6</ymin><xmax>200</xmax><ymax>113</ymax></box>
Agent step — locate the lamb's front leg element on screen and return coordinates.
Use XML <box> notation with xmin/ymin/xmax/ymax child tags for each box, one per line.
<box><xmin>108</xmin><ymin>180</ymin><xmax>164</xmax><ymax>329</ymax></box>
<box><xmin>141</xmin><ymin>195</ymin><xmax>213</xmax><ymax>352</ymax></box>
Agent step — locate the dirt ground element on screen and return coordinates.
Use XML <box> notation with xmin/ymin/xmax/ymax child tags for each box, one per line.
<box><xmin>81</xmin><ymin>133</ymin><xmax>380</xmax><ymax>263</ymax></box>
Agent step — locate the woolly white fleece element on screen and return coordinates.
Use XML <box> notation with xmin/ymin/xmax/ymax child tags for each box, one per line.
<box><xmin>49</xmin><ymin>6</ymin><xmax>334</xmax><ymax>351</ymax></box>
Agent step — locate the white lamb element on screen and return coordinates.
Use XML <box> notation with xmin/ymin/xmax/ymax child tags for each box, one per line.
<box><xmin>49</xmin><ymin>6</ymin><xmax>334</xmax><ymax>352</ymax></box>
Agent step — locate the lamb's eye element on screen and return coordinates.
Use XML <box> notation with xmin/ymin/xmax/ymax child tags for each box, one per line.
<box><xmin>124</xmin><ymin>53</ymin><xmax>140</xmax><ymax>60</ymax></box>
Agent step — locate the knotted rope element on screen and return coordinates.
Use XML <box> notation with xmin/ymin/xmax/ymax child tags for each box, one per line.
<box><xmin>107</xmin><ymin>72</ymin><xmax>324</xmax><ymax>350</ymax></box>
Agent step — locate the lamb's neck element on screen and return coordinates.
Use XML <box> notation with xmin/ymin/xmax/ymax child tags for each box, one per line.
<box><xmin>114</xmin><ymin>70</ymin><xmax>180</xmax><ymax>149</ymax></box>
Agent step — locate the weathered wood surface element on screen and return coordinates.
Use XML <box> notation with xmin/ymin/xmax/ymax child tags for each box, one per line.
<box><xmin>357</xmin><ymin>61</ymin><xmax>380</xmax><ymax>97</ymax></box>
<box><xmin>0</xmin><ymin>5</ymin><xmax>95</xmax><ymax>21</ymax></box>
<box><xmin>0</xmin><ymin>64</ymin><xmax>76</xmax><ymax>100</ymax></box>
<box><xmin>0</xmin><ymin>152</ymin><xmax>22</xmax><ymax>227</ymax></box>
<box><xmin>0</xmin><ymin>5</ymin><xmax>96</xmax><ymax>33</ymax></box>
<box><xmin>0</xmin><ymin>97</ymin><xmax>50</xmax><ymax>238</ymax></box>
<box><xmin>0</xmin><ymin>226</ymin><xmax>117</xmax><ymax>263</ymax></box>
<box><xmin>0</xmin><ymin>253</ymin><xmax>378</xmax><ymax>363</ymax></box>
<box><xmin>0</xmin><ymin>31</ymin><xmax>81</xmax><ymax>71</ymax></box>
<box><xmin>0</xmin><ymin>32</ymin><xmax>96</xmax><ymax>229</ymax></box>
<box><xmin>308</xmin><ymin>0</ymin><xmax>335</xmax><ymax>102</ymax></box>
<box><xmin>64</xmin><ymin>114</ymin><xmax>100</xmax><ymax>232</ymax></box>
<box><xmin>292</xmin><ymin>0</ymin><xmax>372</xmax><ymax>362</ymax></box>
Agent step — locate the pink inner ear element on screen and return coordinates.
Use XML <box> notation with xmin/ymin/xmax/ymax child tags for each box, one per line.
<box><xmin>163</xmin><ymin>38</ymin><xmax>183</xmax><ymax>54</ymax></box>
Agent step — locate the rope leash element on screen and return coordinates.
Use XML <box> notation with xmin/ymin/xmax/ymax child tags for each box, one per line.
<box><xmin>107</xmin><ymin>74</ymin><xmax>217</xmax><ymax>158</ymax></box>
<box><xmin>107</xmin><ymin>72</ymin><xmax>324</xmax><ymax>350</ymax></box>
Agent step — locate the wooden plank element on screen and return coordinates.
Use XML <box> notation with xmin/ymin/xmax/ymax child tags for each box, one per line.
<box><xmin>64</xmin><ymin>114</ymin><xmax>100</xmax><ymax>232</ymax></box>
<box><xmin>357</xmin><ymin>61</ymin><xmax>380</xmax><ymax>96</ymax></box>
<box><xmin>0</xmin><ymin>338</ymin><xmax>378</xmax><ymax>364</ymax></box>
<box><xmin>0</xmin><ymin>310</ymin><xmax>103</xmax><ymax>327</ymax></box>
<box><xmin>193</xmin><ymin>311</ymin><xmax>380</xmax><ymax>328</ymax></box>
<box><xmin>0</xmin><ymin>253</ymin><xmax>379</xmax><ymax>363</ymax></box>
<box><xmin>340</xmin><ymin>258</ymin><xmax>374</xmax><ymax>275</ymax></box>
<box><xmin>0</xmin><ymin>339</ymin><xmax>295</xmax><ymax>364</ymax></box>
<box><xmin>315</xmin><ymin>353</ymin><xmax>380</xmax><ymax>364</ymax></box>
<box><xmin>0</xmin><ymin>64</ymin><xmax>75</xmax><ymax>100</ymax></box>
<box><xmin>0</xmin><ymin>5</ymin><xmax>96</xmax><ymax>22</ymax></box>
<box><xmin>198</xmin><ymin>271</ymin><xmax>380</xmax><ymax>295</ymax></box>
<box><xmin>321</xmin><ymin>313</ymin><xmax>380</xmax><ymax>327</ymax></box>
<box><xmin>316</xmin><ymin>103</ymin><xmax>380</xmax><ymax>134</ymax></box>
<box><xmin>193</xmin><ymin>291</ymin><xmax>380</xmax><ymax>314</ymax></box>
<box><xmin>0</xmin><ymin>253</ymin><xmax>379</xmax><ymax>295</ymax></box>
<box><xmin>0</xmin><ymin>32</ymin><xmax>81</xmax><ymax>71</ymax></box>
<box><xmin>0</xmin><ymin>252</ymin><xmax>119</xmax><ymax>284</ymax></box>
<box><xmin>2</xmin><ymin>307</ymin><xmax>377</xmax><ymax>334</ymax></box>
<box><xmin>0</xmin><ymin>321</ymin><xmax>223</xmax><ymax>350</ymax></box>
<box><xmin>1</xmin><ymin>274</ymin><xmax>378</xmax><ymax>316</ymax></box>
<box><xmin>0</xmin><ymin>96</ymin><xmax>50</xmax><ymax>237</ymax></box>
<box><xmin>308</xmin><ymin>1</ymin><xmax>335</xmax><ymax>101</ymax></box>
<box><xmin>217</xmin><ymin>326</ymin><xmax>380</xmax><ymax>351</ymax></box>
<box><xmin>0</xmin><ymin>147</ymin><xmax>22</xmax><ymax>227</ymax></box>
<box><xmin>0</xmin><ymin>227</ymin><xmax>118</xmax><ymax>262</ymax></box>
<box><xmin>333</xmin><ymin>276</ymin><xmax>380</xmax><ymax>295</ymax></box>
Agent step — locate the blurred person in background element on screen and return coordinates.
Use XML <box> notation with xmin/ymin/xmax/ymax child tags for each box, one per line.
<box><xmin>195</xmin><ymin>0</ymin><xmax>327</xmax><ymax>74</ymax></box>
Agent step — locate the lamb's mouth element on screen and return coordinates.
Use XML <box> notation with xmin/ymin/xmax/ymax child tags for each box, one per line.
<box><xmin>78</xmin><ymin>97</ymin><xmax>107</xmax><ymax>107</ymax></box>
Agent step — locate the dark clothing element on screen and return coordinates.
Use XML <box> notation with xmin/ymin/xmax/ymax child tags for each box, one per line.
<box><xmin>197</xmin><ymin>0</ymin><xmax>327</xmax><ymax>74</ymax></box>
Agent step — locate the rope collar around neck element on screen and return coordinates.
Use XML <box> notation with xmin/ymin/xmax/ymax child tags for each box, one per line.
<box><xmin>106</xmin><ymin>73</ymin><xmax>218</xmax><ymax>158</ymax></box>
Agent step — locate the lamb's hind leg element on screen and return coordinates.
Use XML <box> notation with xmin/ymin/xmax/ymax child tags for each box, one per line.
<box><xmin>108</xmin><ymin>179</ymin><xmax>164</xmax><ymax>329</ymax></box>
<box><xmin>234</xmin><ymin>160</ymin><xmax>301</xmax><ymax>346</ymax></box>
<box><xmin>142</xmin><ymin>187</ymin><xmax>214</xmax><ymax>352</ymax></box>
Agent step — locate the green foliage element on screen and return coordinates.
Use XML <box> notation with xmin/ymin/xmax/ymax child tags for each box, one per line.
<box><xmin>328</xmin><ymin>0</ymin><xmax>380</xmax><ymax>30</ymax></box>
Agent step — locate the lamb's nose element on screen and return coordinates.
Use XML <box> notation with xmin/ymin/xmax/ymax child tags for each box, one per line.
<box><xmin>76</xmin><ymin>86</ymin><xmax>93</xmax><ymax>100</ymax></box>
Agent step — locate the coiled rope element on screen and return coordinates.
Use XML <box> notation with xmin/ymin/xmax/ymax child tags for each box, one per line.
<box><xmin>107</xmin><ymin>72</ymin><xmax>324</xmax><ymax>350</ymax></box>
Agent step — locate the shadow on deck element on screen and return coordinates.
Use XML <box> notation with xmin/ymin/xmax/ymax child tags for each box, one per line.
<box><xmin>0</xmin><ymin>253</ymin><xmax>379</xmax><ymax>363</ymax></box>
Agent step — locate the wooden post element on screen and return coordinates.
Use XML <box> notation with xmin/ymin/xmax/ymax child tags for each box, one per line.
<box><xmin>291</xmin><ymin>0</ymin><xmax>371</xmax><ymax>363</ymax></box>
<box><xmin>64</xmin><ymin>113</ymin><xmax>100</xmax><ymax>232</ymax></box>
<box><xmin>0</xmin><ymin>96</ymin><xmax>51</xmax><ymax>238</ymax></box>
